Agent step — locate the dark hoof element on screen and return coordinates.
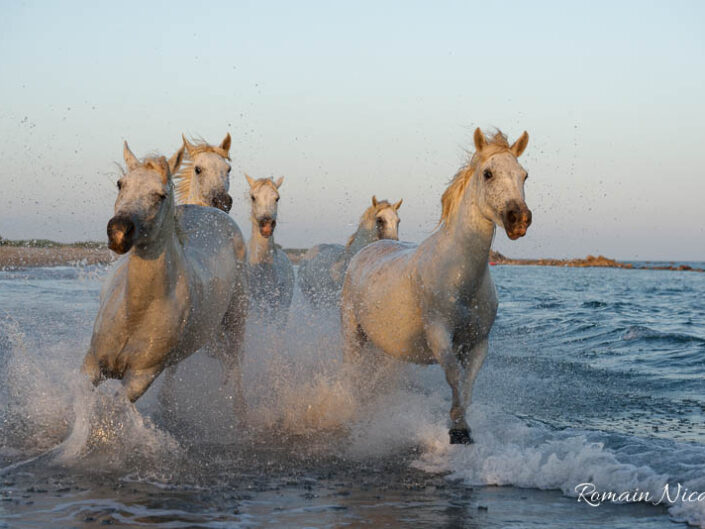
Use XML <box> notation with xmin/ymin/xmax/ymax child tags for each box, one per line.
<box><xmin>449</xmin><ymin>428</ymin><xmax>473</xmax><ymax>445</ymax></box>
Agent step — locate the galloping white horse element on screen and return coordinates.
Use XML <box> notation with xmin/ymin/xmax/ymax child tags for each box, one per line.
<box><xmin>340</xmin><ymin>129</ymin><xmax>532</xmax><ymax>444</ymax></box>
<box><xmin>81</xmin><ymin>142</ymin><xmax>248</xmax><ymax>407</ymax></box>
<box><xmin>175</xmin><ymin>133</ymin><xmax>233</xmax><ymax>212</ymax></box>
<box><xmin>298</xmin><ymin>196</ymin><xmax>402</xmax><ymax>307</ymax></box>
<box><xmin>162</xmin><ymin>132</ymin><xmax>239</xmax><ymax>410</ymax></box>
<box><xmin>245</xmin><ymin>174</ymin><xmax>295</xmax><ymax>326</ymax></box>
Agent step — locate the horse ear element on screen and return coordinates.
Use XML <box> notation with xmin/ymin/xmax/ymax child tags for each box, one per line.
<box><xmin>245</xmin><ymin>173</ymin><xmax>255</xmax><ymax>188</ymax></box>
<box><xmin>168</xmin><ymin>145</ymin><xmax>185</xmax><ymax>176</ymax></box>
<box><xmin>182</xmin><ymin>134</ymin><xmax>196</xmax><ymax>157</ymax></box>
<box><xmin>510</xmin><ymin>131</ymin><xmax>529</xmax><ymax>158</ymax></box>
<box><xmin>473</xmin><ymin>128</ymin><xmax>486</xmax><ymax>153</ymax></box>
<box><xmin>371</xmin><ymin>195</ymin><xmax>378</xmax><ymax>207</ymax></box>
<box><xmin>394</xmin><ymin>198</ymin><xmax>403</xmax><ymax>211</ymax></box>
<box><xmin>220</xmin><ymin>132</ymin><xmax>232</xmax><ymax>154</ymax></box>
<box><xmin>274</xmin><ymin>176</ymin><xmax>284</xmax><ymax>188</ymax></box>
<box><xmin>157</xmin><ymin>156</ymin><xmax>170</xmax><ymax>184</ymax></box>
<box><xmin>123</xmin><ymin>141</ymin><xmax>139</xmax><ymax>171</ymax></box>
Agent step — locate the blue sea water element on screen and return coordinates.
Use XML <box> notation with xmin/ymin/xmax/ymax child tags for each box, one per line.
<box><xmin>0</xmin><ymin>263</ymin><xmax>704</xmax><ymax>528</ymax></box>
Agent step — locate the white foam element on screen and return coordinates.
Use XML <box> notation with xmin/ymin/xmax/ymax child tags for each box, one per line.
<box><xmin>412</xmin><ymin>404</ymin><xmax>705</xmax><ymax>528</ymax></box>
<box><xmin>54</xmin><ymin>379</ymin><xmax>182</xmax><ymax>470</ymax></box>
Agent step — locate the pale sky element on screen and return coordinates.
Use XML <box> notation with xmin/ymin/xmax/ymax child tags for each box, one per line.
<box><xmin>1</xmin><ymin>1</ymin><xmax>704</xmax><ymax>260</ymax></box>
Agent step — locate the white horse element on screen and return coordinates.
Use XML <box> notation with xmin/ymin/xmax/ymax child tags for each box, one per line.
<box><xmin>162</xmin><ymin>132</ymin><xmax>239</xmax><ymax>411</ymax></box>
<box><xmin>175</xmin><ymin>133</ymin><xmax>233</xmax><ymax>212</ymax></box>
<box><xmin>81</xmin><ymin>142</ymin><xmax>248</xmax><ymax>408</ymax></box>
<box><xmin>298</xmin><ymin>196</ymin><xmax>402</xmax><ymax>307</ymax></box>
<box><xmin>245</xmin><ymin>174</ymin><xmax>295</xmax><ymax>326</ymax></box>
<box><xmin>340</xmin><ymin>129</ymin><xmax>531</xmax><ymax>444</ymax></box>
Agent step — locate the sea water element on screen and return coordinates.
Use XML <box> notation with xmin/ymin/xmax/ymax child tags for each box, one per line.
<box><xmin>0</xmin><ymin>263</ymin><xmax>703</xmax><ymax>528</ymax></box>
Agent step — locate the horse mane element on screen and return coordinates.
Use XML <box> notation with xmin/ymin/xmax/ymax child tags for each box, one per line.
<box><xmin>345</xmin><ymin>200</ymin><xmax>393</xmax><ymax>248</ymax></box>
<box><xmin>174</xmin><ymin>138</ymin><xmax>231</xmax><ymax>204</ymax></box>
<box><xmin>439</xmin><ymin>130</ymin><xmax>511</xmax><ymax>227</ymax></box>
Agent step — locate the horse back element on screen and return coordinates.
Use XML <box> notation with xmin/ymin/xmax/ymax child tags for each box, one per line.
<box><xmin>342</xmin><ymin>240</ymin><xmax>430</xmax><ymax>361</ymax></box>
<box><xmin>298</xmin><ymin>243</ymin><xmax>346</xmax><ymax>303</ymax></box>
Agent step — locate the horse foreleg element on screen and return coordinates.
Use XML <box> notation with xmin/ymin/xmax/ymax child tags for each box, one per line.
<box><xmin>219</xmin><ymin>299</ymin><xmax>247</xmax><ymax>418</ymax></box>
<box><xmin>427</xmin><ymin>321</ymin><xmax>471</xmax><ymax>444</ymax></box>
<box><xmin>124</xmin><ymin>366</ymin><xmax>162</xmax><ymax>403</ymax></box>
<box><xmin>219</xmin><ymin>347</ymin><xmax>246</xmax><ymax>419</ymax></box>
<box><xmin>80</xmin><ymin>352</ymin><xmax>102</xmax><ymax>386</ymax></box>
<box><xmin>157</xmin><ymin>365</ymin><xmax>180</xmax><ymax>420</ymax></box>
<box><xmin>459</xmin><ymin>339</ymin><xmax>488</xmax><ymax>422</ymax></box>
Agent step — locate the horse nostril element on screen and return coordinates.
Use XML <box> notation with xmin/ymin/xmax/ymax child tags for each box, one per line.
<box><xmin>107</xmin><ymin>216</ymin><xmax>135</xmax><ymax>253</ymax></box>
<box><xmin>212</xmin><ymin>193</ymin><xmax>233</xmax><ymax>213</ymax></box>
<box><xmin>507</xmin><ymin>209</ymin><xmax>519</xmax><ymax>225</ymax></box>
<box><xmin>525</xmin><ymin>209</ymin><xmax>532</xmax><ymax>226</ymax></box>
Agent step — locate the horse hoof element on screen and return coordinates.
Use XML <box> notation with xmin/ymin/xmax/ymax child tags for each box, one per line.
<box><xmin>449</xmin><ymin>428</ymin><xmax>473</xmax><ymax>445</ymax></box>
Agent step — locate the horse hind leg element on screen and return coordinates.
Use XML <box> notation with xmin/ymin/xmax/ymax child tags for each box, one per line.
<box><xmin>341</xmin><ymin>304</ymin><xmax>367</xmax><ymax>366</ymax></box>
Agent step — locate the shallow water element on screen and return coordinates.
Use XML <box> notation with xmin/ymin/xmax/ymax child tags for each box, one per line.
<box><xmin>0</xmin><ymin>264</ymin><xmax>704</xmax><ymax>528</ymax></box>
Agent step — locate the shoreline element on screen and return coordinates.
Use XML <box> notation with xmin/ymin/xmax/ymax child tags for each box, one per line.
<box><xmin>0</xmin><ymin>243</ymin><xmax>702</xmax><ymax>272</ymax></box>
<box><xmin>488</xmin><ymin>252</ymin><xmax>705</xmax><ymax>272</ymax></box>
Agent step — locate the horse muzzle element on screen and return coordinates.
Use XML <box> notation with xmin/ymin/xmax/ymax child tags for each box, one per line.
<box><xmin>502</xmin><ymin>201</ymin><xmax>532</xmax><ymax>240</ymax></box>
<box><xmin>258</xmin><ymin>217</ymin><xmax>276</xmax><ymax>238</ymax></box>
<box><xmin>107</xmin><ymin>216</ymin><xmax>135</xmax><ymax>254</ymax></box>
<box><xmin>211</xmin><ymin>192</ymin><xmax>233</xmax><ymax>213</ymax></box>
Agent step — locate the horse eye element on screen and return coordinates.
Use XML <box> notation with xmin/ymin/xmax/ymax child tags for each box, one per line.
<box><xmin>227</xmin><ymin>167</ymin><xmax>231</xmax><ymax>174</ymax></box>
<box><xmin>376</xmin><ymin>217</ymin><xmax>384</xmax><ymax>225</ymax></box>
<box><xmin>250</xmin><ymin>195</ymin><xmax>255</xmax><ymax>202</ymax></box>
<box><xmin>117</xmin><ymin>181</ymin><xmax>123</xmax><ymax>190</ymax></box>
<box><xmin>483</xmin><ymin>169</ymin><xmax>493</xmax><ymax>180</ymax></box>
<box><xmin>524</xmin><ymin>172</ymin><xmax>529</xmax><ymax>180</ymax></box>
<box><xmin>275</xmin><ymin>196</ymin><xmax>280</xmax><ymax>202</ymax></box>
<box><xmin>195</xmin><ymin>166</ymin><xmax>202</xmax><ymax>175</ymax></box>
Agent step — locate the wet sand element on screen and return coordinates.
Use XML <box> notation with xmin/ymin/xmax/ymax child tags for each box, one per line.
<box><xmin>0</xmin><ymin>246</ymin><xmax>114</xmax><ymax>269</ymax></box>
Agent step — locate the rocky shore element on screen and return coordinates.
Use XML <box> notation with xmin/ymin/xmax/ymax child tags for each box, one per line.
<box><xmin>489</xmin><ymin>251</ymin><xmax>704</xmax><ymax>272</ymax></box>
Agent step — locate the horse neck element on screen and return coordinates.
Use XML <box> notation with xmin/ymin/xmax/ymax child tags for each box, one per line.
<box><xmin>126</xmin><ymin>212</ymin><xmax>182</xmax><ymax>311</ymax></box>
<box><xmin>248</xmin><ymin>220</ymin><xmax>275</xmax><ymax>264</ymax></box>
<box><xmin>344</xmin><ymin>223</ymin><xmax>375</xmax><ymax>259</ymax></box>
<box><xmin>420</xmin><ymin>182</ymin><xmax>495</xmax><ymax>290</ymax></box>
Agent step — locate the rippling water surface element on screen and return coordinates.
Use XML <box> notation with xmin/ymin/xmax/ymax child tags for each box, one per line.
<box><xmin>0</xmin><ymin>264</ymin><xmax>703</xmax><ymax>528</ymax></box>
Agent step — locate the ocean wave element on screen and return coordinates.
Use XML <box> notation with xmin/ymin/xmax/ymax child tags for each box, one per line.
<box><xmin>622</xmin><ymin>325</ymin><xmax>705</xmax><ymax>345</ymax></box>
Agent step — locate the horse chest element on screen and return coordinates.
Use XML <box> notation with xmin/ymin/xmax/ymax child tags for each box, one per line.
<box><xmin>452</xmin><ymin>287</ymin><xmax>498</xmax><ymax>340</ymax></box>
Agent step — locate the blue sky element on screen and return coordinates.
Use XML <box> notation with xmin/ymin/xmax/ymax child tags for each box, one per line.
<box><xmin>1</xmin><ymin>1</ymin><xmax>704</xmax><ymax>259</ymax></box>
